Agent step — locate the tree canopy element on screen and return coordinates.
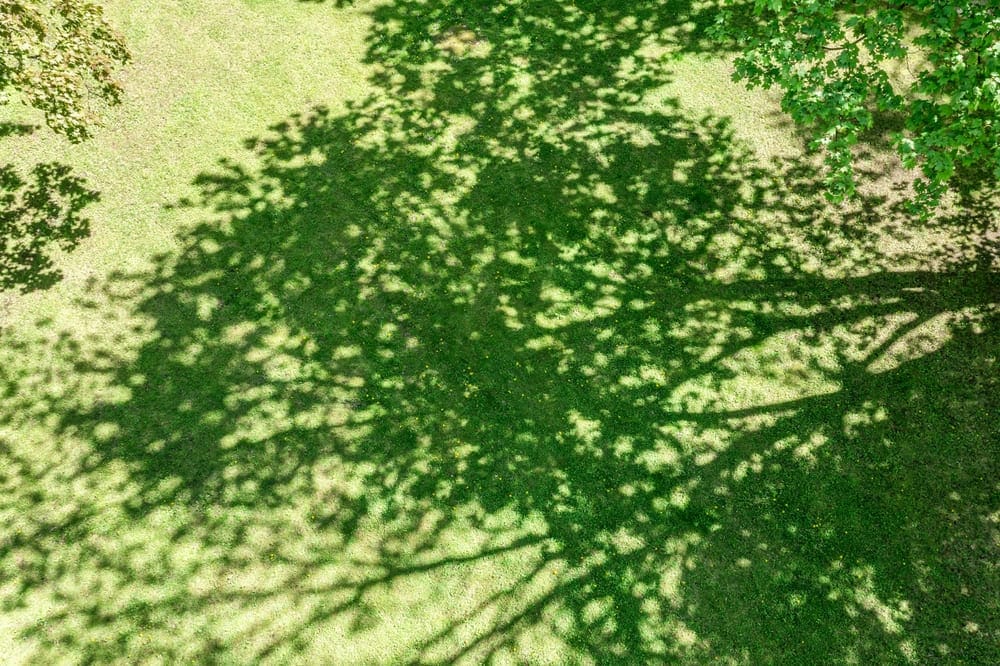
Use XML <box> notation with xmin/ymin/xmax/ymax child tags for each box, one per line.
<box><xmin>714</xmin><ymin>0</ymin><xmax>1000</xmax><ymax>209</ymax></box>
<box><xmin>1</xmin><ymin>0</ymin><xmax>129</xmax><ymax>141</ymax></box>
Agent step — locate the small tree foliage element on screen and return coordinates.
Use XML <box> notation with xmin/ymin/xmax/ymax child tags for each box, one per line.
<box><xmin>1</xmin><ymin>0</ymin><xmax>129</xmax><ymax>141</ymax></box>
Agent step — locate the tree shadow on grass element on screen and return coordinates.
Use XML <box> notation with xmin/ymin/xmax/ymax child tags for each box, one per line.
<box><xmin>1</xmin><ymin>1</ymin><xmax>998</xmax><ymax>663</ymax></box>
<box><xmin>1</xmin><ymin>122</ymin><xmax>97</xmax><ymax>294</ymax></box>
<box><xmin>0</xmin><ymin>163</ymin><xmax>96</xmax><ymax>294</ymax></box>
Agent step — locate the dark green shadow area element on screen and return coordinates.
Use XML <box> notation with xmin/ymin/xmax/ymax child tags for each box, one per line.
<box><xmin>0</xmin><ymin>123</ymin><xmax>96</xmax><ymax>294</ymax></box>
<box><xmin>2</xmin><ymin>1</ymin><xmax>998</xmax><ymax>663</ymax></box>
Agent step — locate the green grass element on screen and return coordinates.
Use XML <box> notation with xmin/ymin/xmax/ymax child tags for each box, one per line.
<box><xmin>1</xmin><ymin>0</ymin><xmax>998</xmax><ymax>663</ymax></box>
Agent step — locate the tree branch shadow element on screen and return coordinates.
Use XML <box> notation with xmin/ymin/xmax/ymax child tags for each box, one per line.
<box><xmin>1</xmin><ymin>1</ymin><xmax>997</xmax><ymax>663</ymax></box>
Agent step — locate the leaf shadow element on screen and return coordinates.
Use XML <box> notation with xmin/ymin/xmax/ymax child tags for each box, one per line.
<box><xmin>1</xmin><ymin>1</ymin><xmax>998</xmax><ymax>663</ymax></box>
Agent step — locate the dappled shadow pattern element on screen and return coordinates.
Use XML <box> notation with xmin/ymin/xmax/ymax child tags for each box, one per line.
<box><xmin>1</xmin><ymin>0</ymin><xmax>998</xmax><ymax>663</ymax></box>
<box><xmin>0</xmin><ymin>161</ymin><xmax>96</xmax><ymax>293</ymax></box>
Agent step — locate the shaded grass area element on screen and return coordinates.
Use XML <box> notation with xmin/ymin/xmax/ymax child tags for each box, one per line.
<box><xmin>0</xmin><ymin>122</ymin><xmax>96</xmax><ymax>294</ymax></box>
<box><xmin>1</xmin><ymin>0</ymin><xmax>998</xmax><ymax>663</ymax></box>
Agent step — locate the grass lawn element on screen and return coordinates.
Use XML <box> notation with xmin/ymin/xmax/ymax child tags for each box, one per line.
<box><xmin>1</xmin><ymin>0</ymin><xmax>998</xmax><ymax>663</ymax></box>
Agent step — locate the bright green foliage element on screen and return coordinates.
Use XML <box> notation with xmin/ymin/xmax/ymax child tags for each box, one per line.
<box><xmin>715</xmin><ymin>0</ymin><xmax>1000</xmax><ymax>209</ymax></box>
<box><xmin>1</xmin><ymin>0</ymin><xmax>129</xmax><ymax>141</ymax></box>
